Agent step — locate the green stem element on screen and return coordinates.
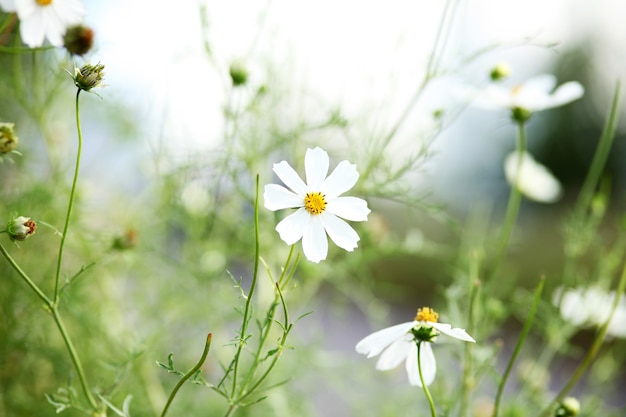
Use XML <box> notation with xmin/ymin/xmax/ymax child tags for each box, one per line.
<box><xmin>0</xmin><ymin>242</ymin><xmax>52</xmax><ymax>305</ymax></box>
<box><xmin>417</xmin><ymin>342</ymin><xmax>437</xmax><ymax>417</ymax></box>
<box><xmin>539</xmin><ymin>255</ymin><xmax>626</xmax><ymax>417</ymax></box>
<box><xmin>54</xmin><ymin>88</ymin><xmax>84</xmax><ymax>302</ymax></box>
<box><xmin>461</xmin><ymin>259</ymin><xmax>481</xmax><ymax>417</ymax></box>
<box><xmin>161</xmin><ymin>334</ymin><xmax>213</xmax><ymax>417</ymax></box>
<box><xmin>50</xmin><ymin>306</ymin><xmax>99</xmax><ymax>410</ymax></box>
<box><xmin>490</xmin><ymin>121</ymin><xmax>526</xmax><ymax>282</ymax></box>
<box><xmin>491</xmin><ymin>276</ymin><xmax>544</xmax><ymax>417</ymax></box>
<box><xmin>230</xmin><ymin>175</ymin><xmax>261</xmax><ymax>398</ymax></box>
<box><xmin>572</xmin><ymin>81</ymin><xmax>621</xmax><ymax>222</ymax></box>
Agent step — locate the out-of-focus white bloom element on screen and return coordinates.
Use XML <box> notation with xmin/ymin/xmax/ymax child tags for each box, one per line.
<box><xmin>5</xmin><ymin>0</ymin><xmax>87</xmax><ymax>48</ymax></box>
<box><xmin>504</xmin><ymin>150</ymin><xmax>562</xmax><ymax>203</ymax></box>
<box><xmin>554</xmin><ymin>286</ymin><xmax>626</xmax><ymax>338</ymax></box>
<box><xmin>355</xmin><ymin>307</ymin><xmax>475</xmax><ymax>387</ymax></box>
<box><xmin>476</xmin><ymin>74</ymin><xmax>584</xmax><ymax>113</ymax></box>
<box><xmin>264</xmin><ymin>147</ymin><xmax>370</xmax><ymax>263</ymax></box>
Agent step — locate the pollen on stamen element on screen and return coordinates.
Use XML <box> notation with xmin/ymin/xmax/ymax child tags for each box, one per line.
<box><xmin>304</xmin><ymin>192</ymin><xmax>327</xmax><ymax>215</ymax></box>
<box><xmin>415</xmin><ymin>307</ymin><xmax>439</xmax><ymax>323</ymax></box>
<box><xmin>36</xmin><ymin>0</ymin><xmax>53</xmax><ymax>5</ymax></box>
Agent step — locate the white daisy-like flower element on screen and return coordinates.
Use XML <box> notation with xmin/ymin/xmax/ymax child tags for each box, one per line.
<box><xmin>264</xmin><ymin>147</ymin><xmax>370</xmax><ymax>263</ymax></box>
<box><xmin>355</xmin><ymin>307</ymin><xmax>475</xmax><ymax>387</ymax></box>
<box><xmin>504</xmin><ymin>150</ymin><xmax>562</xmax><ymax>203</ymax></box>
<box><xmin>554</xmin><ymin>286</ymin><xmax>626</xmax><ymax>339</ymax></box>
<box><xmin>6</xmin><ymin>0</ymin><xmax>86</xmax><ymax>48</ymax></box>
<box><xmin>475</xmin><ymin>74</ymin><xmax>584</xmax><ymax>122</ymax></box>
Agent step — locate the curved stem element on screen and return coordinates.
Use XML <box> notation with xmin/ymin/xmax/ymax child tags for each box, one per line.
<box><xmin>161</xmin><ymin>334</ymin><xmax>213</xmax><ymax>417</ymax></box>
<box><xmin>50</xmin><ymin>306</ymin><xmax>99</xmax><ymax>410</ymax></box>
<box><xmin>417</xmin><ymin>342</ymin><xmax>437</xmax><ymax>417</ymax></box>
<box><xmin>490</xmin><ymin>121</ymin><xmax>526</xmax><ymax>281</ymax></box>
<box><xmin>0</xmin><ymin>242</ymin><xmax>52</xmax><ymax>305</ymax></box>
<box><xmin>54</xmin><ymin>88</ymin><xmax>83</xmax><ymax>302</ymax></box>
<box><xmin>491</xmin><ymin>276</ymin><xmax>544</xmax><ymax>417</ymax></box>
<box><xmin>230</xmin><ymin>175</ymin><xmax>261</xmax><ymax>398</ymax></box>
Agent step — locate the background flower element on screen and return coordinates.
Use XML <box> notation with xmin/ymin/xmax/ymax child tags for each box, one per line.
<box><xmin>13</xmin><ymin>0</ymin><xmax>86</xmax><ymax>48</ymax></box>
<box><xmin>504</xmin><ymin>150</ymin><xmax>562</xmax><ymax>203</ymax></box>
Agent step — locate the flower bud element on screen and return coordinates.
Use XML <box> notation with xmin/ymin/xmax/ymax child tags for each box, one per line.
<box><xmin>0</xmin><ymin>122</ymin><xmax>18</xmax><ymax>154</ymax></box>
<box><xmin>73</xmin><ymin>62</ymin><xmax>105</xmax><ymax>92</ymax></box>
<box><xmin>229</xmin><ymin>61</ymin><xmax>248</xmax><ymax>86</ymax></box>
<box><xmin>112</xmin><ymin>228</ymin><xmax>137</xmax><ymax>250</ymax></box>
<box><xmin>555</xmin><ymin>397</ymin><xmax>580</xmax><ymax>417</ymax></box>
<box><xmin>63</xmin><ymin>24</ymin><xmax>94</xmax><ymax>56</ymax></box>
<box><xmin>511</xmin><ymin>106</ymin><xmax>533</xmax><ymax>123</ymax></box>
<box><xmin>490</xmin><ymin>63</ymin><xmax>511</xmax><ymax>81</ymax></box>
<box><xmin>6</xmin><ymin>216</ymin><xmax>36</xmax><ymax>241</ymax></box>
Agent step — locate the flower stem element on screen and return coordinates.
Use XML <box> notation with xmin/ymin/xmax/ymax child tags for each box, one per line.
<box><xmin>0</xmin><ymin>242</ymin><xmax>52</xmax><ymax>305</ymax></box>
<box><xmin>161</xmin><ymin>333</ymin><xmax>213</xmax><ymax>417</ymax></box>
<box><xmin>230</xmin><ymin>175</ymin><xmax>261</xmax><ymax>399</ymax></box>
<box><xmin>53</xmin><ymin>88</ymin><xmax>84</xmax><ymax>302</ymax></box>
<box><xmin>490</xmin><ymin>121</ymin><xmax>526</xmax><ymax>282</ymax></box>
<box><xmin>491</xmin><ymin>276</ymin><xmax>544</xmax><ymax>417</ymax></box>
<box><xmin>417</xmin><ymin>342</ymin><xmax>437</xmax><ymax>417</ymax></box>
<box><xmin>572</xmin><ymin>80</ymin><xmax>621</xmax><ymax>222</ymax></box>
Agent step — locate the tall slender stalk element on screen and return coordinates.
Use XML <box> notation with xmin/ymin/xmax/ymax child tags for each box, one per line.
<box><xmin>53</xmin><ymin>88</ymin><xmax>84</xmax><ymax>302</ymax></box>
<box><xmin>489</xmin><ymin>121</ymin><xmax>526</xmax><ymax>282</ymax></box>
<box><xmin>491</xmin><ymin>276</ymin><xmax>544</xmax><ymax>417</ymax></box>
<box><xmin>418</xmin><ymin>342</ymin><xmax>437</xmax><ymax>417</ymax></box>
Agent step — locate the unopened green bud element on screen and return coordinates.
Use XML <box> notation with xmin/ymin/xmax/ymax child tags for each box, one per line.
<box><xmin>511</xmin><ymin>106</ymin><xmax>533</xmax><ymax>123</ymax></box>
<box><xmin>490</xmin><ymin>63</ymin><xmax>511</xmax><ymax>81</ymax></box>
<box><xmin>63</xmin><ymin>24</ymin><xmax>94</xmax><ymax>56</ymax></box>
<box><xmin>229</xmin><ymin>61</ymin><xmax>248</xmax><ymax>86</ymax></box>
<box><xmin>555</xmin><ymin>397</ymin><xmax>580</xmax><ymax>417</ymax></box>
<box><xmin>6</xmin><ymin>215</ymin><xmax>36</xmax><ymax>241</ymax></box>
<box><xmin>0</xmin><ymin>122</ymin><xmax>18</xmax><ymax>154</ymax></box>
<box><xmin>73</xmin><ymin>62</ymin><xmax>105</xmax><ymax>92</ymax></box>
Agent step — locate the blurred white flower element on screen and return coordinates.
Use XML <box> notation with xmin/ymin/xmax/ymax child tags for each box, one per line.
<box><xmin>476</xmin><ymin>74</ymin><xmax>584</xmax><ymax>113</ymax></box>
<box><xmin>355</xmin><ymin>307</ymin><xmax>475</xmax><ymax>387</ymax></box>
<box><xmin>554</xmin><ymin>286</ymin><xmax>626</xmax><ymax>339</ymax></box>
<box><xmin>264</xmin><ymin>147</ymin><xmax>370</xmax><ymax>263</ymax></box>
<box><xmin>504</xmin><ymin>150</ymin><xmax>562</xmax><ymax>203</ymax></box>
<box><xmin>6</xmin><ymin>0</ymin><xmax>86</xmax><ymax>48</ymax></box>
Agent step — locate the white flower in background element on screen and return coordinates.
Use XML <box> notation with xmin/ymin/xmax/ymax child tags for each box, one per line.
<box><xmin>554</xmin><ymin>286</ymin><xmax>626</xmax><ymax>339</ymax></box>
<box><xmin>504</xmin><ymin>150</ymin><xmax>562</xmax><ymax>203</ymax></box>
<box><xmin>2</xmin><ymin>0</ymin><xmax>87</xmax><ymax>48</ymax></box>
<box><xmin>264</xmin><ymin>147</ymin><xmax>370</xmax><ymax>263</ymax></box>
<box><xmin>475</xmin><ymin>74</ymin><xmax>584</xmax><ymax>122</ymax></box>
<box><xmin>355</xmin><ymin>307</ymin><xmax>475</xmax><ymax>387</ymax></box>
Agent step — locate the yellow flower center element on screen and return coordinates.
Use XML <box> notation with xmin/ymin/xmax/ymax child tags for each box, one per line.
<box><xmin>36</xmin><ymin>0</ymin><xmax>53</xmax><ymax>5</ymax></box>
<box><xmin>511</xmin><ymin>85</ymin><xmax>522</xmax><ymax>96</ymax></box>
<box><xmin>304</xmin><ymin>192</ymin><xmax>327</xmax><ymax>215</ymax></box>
<box><xmin>415</xmin><ymin>307</ymin><xmax>439</xmax><ymax>323</ymax></box>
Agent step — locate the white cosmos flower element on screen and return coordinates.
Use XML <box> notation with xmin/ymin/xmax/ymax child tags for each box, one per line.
<box><xmin>355</xmin><ymin>307</ymin><xmax>475</xmax><ymax>387</ymax></box>
<box><xmin>504</xmin><ymin>150</ymin><xmax>562</xmax><ymax>203</ymax></box>
<box><xmin>264</xmin><ymin>147</ymin><xmax>370</xmax><ymax>263</ymax></box>
<box><xmin>5</xmin><ymin>0</ymin><xmax>86</xmax><ymax>48</ymax></box>
<box><xmin>554</xmin><ymin>286</ymin><xmax>626</xmax><ymax>339</ymax></box>
<box><xmin>475</xmin><ymin>74</ymin><xmax>584</xmax><ymax>115</ymax></box>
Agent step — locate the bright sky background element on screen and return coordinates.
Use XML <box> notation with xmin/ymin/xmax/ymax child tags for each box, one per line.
<box><xmin>84</xmin><ymin>0</ymin><xmax>626</xmax><ymax>205</ymax></box>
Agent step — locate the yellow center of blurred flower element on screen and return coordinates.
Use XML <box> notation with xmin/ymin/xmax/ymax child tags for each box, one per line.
<box><xmin>304</xmin><ymin>192</ymin><xmax>326</xmax><ymax>215</ymax></box>
<box><xmin>36</xmin><ymin>0</ymin><xmax>53</xmax><ymax>5</ymax></box>
<box><xmin>511</xmin><ymin>85</ymin><xmax>522</xmax><ymax>96</ymax></box>
<box><xmin>415</xmin><ymin>307</ymin><xmax>439</xmax><ymax>323</ymax></box>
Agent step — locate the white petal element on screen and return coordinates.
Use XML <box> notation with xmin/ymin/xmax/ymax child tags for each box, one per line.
<box><xmin>19</xmin><ymin>11</ymin><xmax>46</xmax><ymax>47</ymax></box>
<box><xmin>431</xmin><ymin>322</ymin><xmax>476</xmax><ymax>343</ymax></box>
<box><xmin>320</xmin><ymin>160</ymin><xmax>359</xmax><ymax>198</ymax></box>
<box><xmin>523</xmin><ymin>74</ymin><xmax>557</xmax><ymax>95</ymax></box>
<box><xmin>544</xmin><ymin>81</ymin><xmax>584</xmax><ymax>109</ymax></box>
<box><xmin>272</xmin><ymin>161</ymin><xmax>307</xmax><ymax>196</ymax></box>
<box><xmin>301</xmin><ymin>215</ymin><xmax>328</xmax><ymax>263</ymax></box>
<box><xmin>264</xmin><ymin>184</ymin><xmax>303</xmax><ymax>211</ymax></box>
<box><xmin>304</xmin><ymin>147</ymin><xmax>329</xmax><ymax>190</ymax></box>
<box><xmin>406</xmin><ymin>342</ymin><xmax>437</xmax><ymax>386</ymax></box>
<box><xmin>319</xmin><ymin>212</ymin><xmax>360</xmax><ymax>252</ymax></box>
<box><xmin>375</xmin><ymin>334</ymin><xmax>413</xmax><ymax>370</ymax></box>
<box><xmin>326</xmin><ymin>196</ymin><xmax>370</xmax><ymax>221</ymax></box>
<box><xmin>275</xmin><ymin>208</ymin><xmax>309</xmax><ymax>245</ymax></box>
<box><xmin>355</xmin><ymin>321</ymin><xmax>416</xmax><ymax>358</ymax></box>
<box><xmin>504</xmin><ymin>151</ymin><xmax>562</xmax><ymax>203</ymax></box>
